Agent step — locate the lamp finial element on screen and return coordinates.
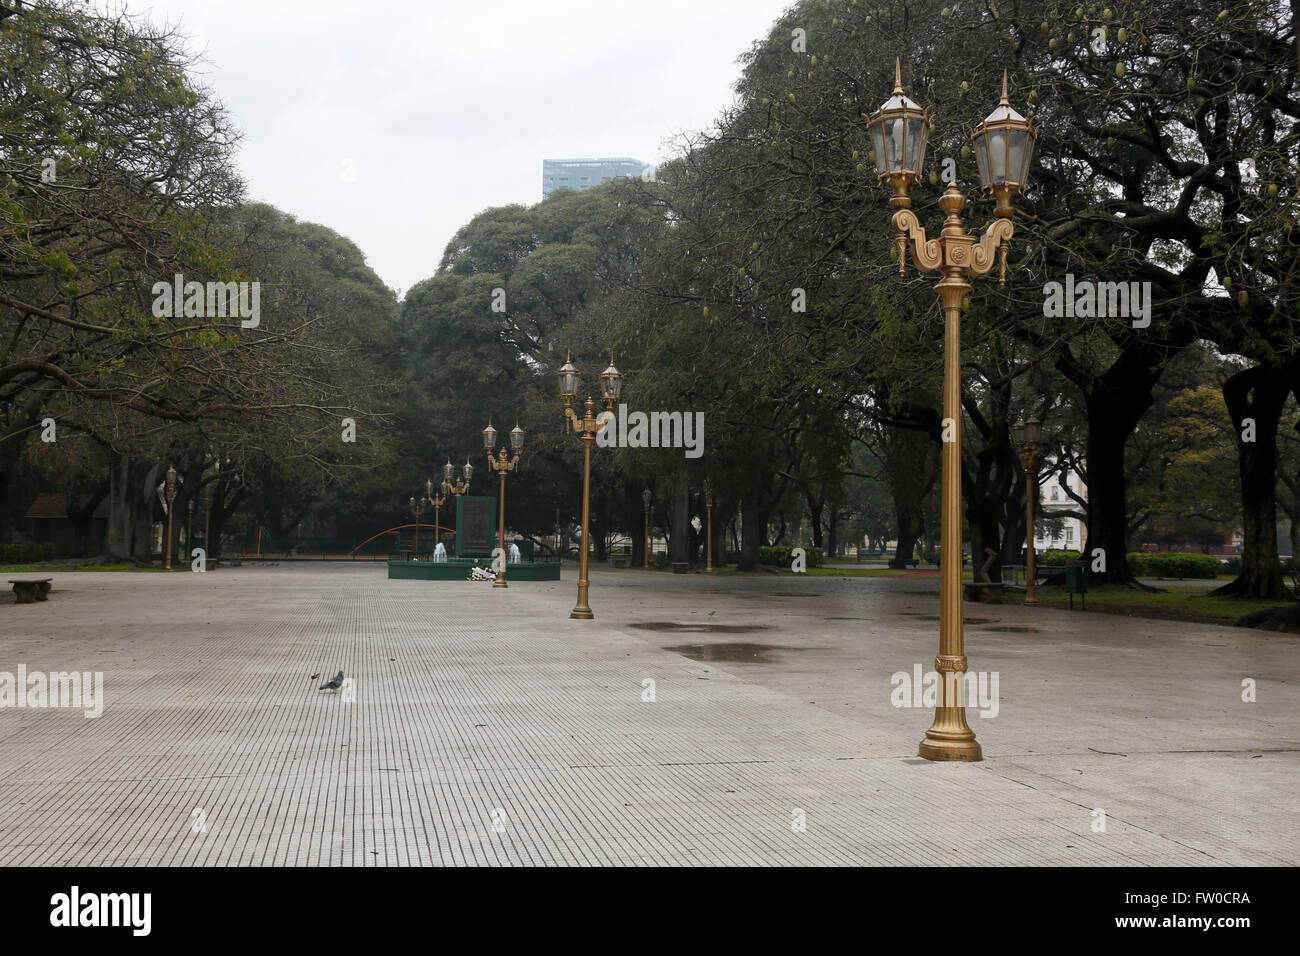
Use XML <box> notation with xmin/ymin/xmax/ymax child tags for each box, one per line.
<box><xmin>894</xmin><ymin>57</ymin><xmax>903</xmax><ymax>94</ymax></box>
<box><xmin>1000</xmin><ymin>69</ymin><xmax>1009</xmax><ymax>106</ymax></box>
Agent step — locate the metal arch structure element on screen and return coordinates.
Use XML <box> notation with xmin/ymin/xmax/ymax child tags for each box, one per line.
<box><xmin>347</xmin><ymin>523</ymin><xmax>455</xmax><ymax>558</ymax></box>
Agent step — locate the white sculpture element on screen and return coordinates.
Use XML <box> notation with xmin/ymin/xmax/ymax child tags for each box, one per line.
<box><xmin>433</xmin><ymin>542</ymin><xmax>448</xmax><ymax>563</ymax></box>
<box><xmin>509</xmin><ymin>543</ymin><xmax>521</xmax><ymax>565</ymax></box>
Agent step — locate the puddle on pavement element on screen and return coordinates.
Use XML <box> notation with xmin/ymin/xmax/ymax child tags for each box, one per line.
<box><xmin>982</xmin><ymin>625</ymin><xmax>1041</xmax><ymax>633</ymax></box>
<box><xmin>910</xmin><ymin>615</ymin><xmax>995</xmax><ymax>624</ymax></box>
<box><xmin>664</xmin><ymin>642</ymin><xmax>824</xmax><ymax>663</ymax></box>
<box><xmin>630</xmin><ymin>622</ymin><xmax>771</xmax><ymax>634</ymax></box>
<box><xmin>768</xmin><ymin>592</ymin><xmax>823</xmax><ymax>598</ymax></box>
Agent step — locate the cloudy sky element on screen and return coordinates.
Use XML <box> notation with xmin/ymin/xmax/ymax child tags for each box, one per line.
<box><xmin>128</xmin><ymin>0</ymin><xmax>795</xmax><ymax>296</ymax></box>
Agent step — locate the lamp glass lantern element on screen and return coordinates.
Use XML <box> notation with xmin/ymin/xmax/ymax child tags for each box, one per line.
<box><xmin>483</xmin><ymin>422</ymin><xmax>497</xmax><ymax>451</ymax></box>
<box><xmin>510</xmin><ymin>424</ymin><xmax>525</xmax><ymax>451</ymax></box>
<box><xmin>971</xmin><ymin>72</ymin><xmax>1037</xmax><ymax>196</ymax></box>
<box><xmin>642</xmin><ymin>488</ymin><xmax>652</xmax><ymax>506</ymax></box>
<box><xmin>557</xmin><ymin>353</ymin><xmax>578</xmax><ymax>400</ymax></box>
<box><xmin>1024</xmin><ymin>415</ymin><xmax>1042</xmax><ymax>445</ymax></box>
<box><xmin>865</xmin><ymin>58</ymin><xmax>930</xmax><ymax>185</ymax></box>
<box><xmin>443</xmin><ymin>460</ymin><xmax>455</xmax><ymax>482</ymax></box>
<box><xmin>600</xmin><ymin>360</ymin><xmax>622</xmax><ymax>403</ymax></box>
<box><xmin>463</xmin><ymin>461</ymin><xmax>474</xmax><ymax>482</ymax></box>
<box><xmin>1010</xmin><ymin>416</ymin><xmax>1026</xmax><ymax>446</ymax></box>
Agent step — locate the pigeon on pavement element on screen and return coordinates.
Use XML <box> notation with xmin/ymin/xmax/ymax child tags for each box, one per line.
<box><xmin>319</xmin><ymin>670</ymin><xmax>343</xmax><ymax>693</ymax></box>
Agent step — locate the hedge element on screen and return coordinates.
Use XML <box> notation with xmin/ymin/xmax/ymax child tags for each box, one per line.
<box><xmin>0</xmin><ymin>542</ymin><xmax>56</xmax><ymax>563</ymax></box>
<box><xmin>759</xmin><ymin>546</ymin><xmax>824</xmax><ymax>568</ymax></box>
<box><xmin>1041</xmin><ymin>549</ymin><xmax>1083</xmax><ymax>566</ymax></box>
<box><xmin>1126</xmin><ymin>551</ymin><xmax>1221</xmax><ymax>579</ymax></box>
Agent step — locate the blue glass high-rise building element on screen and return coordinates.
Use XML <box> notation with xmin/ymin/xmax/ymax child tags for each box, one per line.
<box><xmin>542</xmin><ymin>158</ymin><xmax>654</xmax><ymax>198</ymax></box>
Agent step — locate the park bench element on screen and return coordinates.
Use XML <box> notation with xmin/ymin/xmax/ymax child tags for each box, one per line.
<box><xmin>9</xmin><ymin>578</ymin><xmax>52</xmax><ymax>604</ymax></box>
<box><xmin>608</xmin><ymin>555</ymin><xmax>629</xmax><ymax>569</ymax></box>
<box><xmin>671</xmin><ymin>562</ymin><xmax>690</xmax><ymax>574</ymax></box>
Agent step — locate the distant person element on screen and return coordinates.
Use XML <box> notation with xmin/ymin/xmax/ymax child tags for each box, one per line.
<box><xmin>509</xmin><ymin>543</ymin><xmax>521</xmax><ymax>564</ymax></box>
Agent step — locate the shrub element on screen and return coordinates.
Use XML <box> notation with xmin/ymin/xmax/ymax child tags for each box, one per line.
<box><xmin>1126</xmin><ymin>551</ymin><xmax>1221</xmax><ymax>579</ymax></box>
<box><xmin>1041</xmin><ymin>549</ymin><xmax>1082</xmax><ymax>566</ymax></box>
<box><xmin>758</xmin><ymin>545</ymin><xmax>824</xmax><ymax>568</ymax></box>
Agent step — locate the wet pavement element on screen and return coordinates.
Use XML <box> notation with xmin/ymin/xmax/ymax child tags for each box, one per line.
<box><xmin>0</xmin><ymin>562</ymin><xmax>1294</xmax><ymax>865</ymax></box>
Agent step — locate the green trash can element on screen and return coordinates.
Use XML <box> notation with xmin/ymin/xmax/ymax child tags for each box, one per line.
<box><xmin>1065</xmin><ymin>561</ymin><xmax>1087</xmax><ymax>609</ymax></box>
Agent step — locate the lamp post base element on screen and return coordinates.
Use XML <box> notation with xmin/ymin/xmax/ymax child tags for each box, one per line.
<box><xmin>918</xmin><ymin>733</ymin><xmax>983</xmax><ymax>762</ymax></box>
<box><xmin>920</xmin><ymin>733</ymin><xmax>977</xmax><ymax>764</ymax></box>
<box><xmin>494</xmin><ymin>580</ymin><xmax>508</xmax><ymax>588</ymax></box>
<box><xmin>569</xmin><ymin>606</ymin><xmax>593</xmax><ymax>620</ymax></box>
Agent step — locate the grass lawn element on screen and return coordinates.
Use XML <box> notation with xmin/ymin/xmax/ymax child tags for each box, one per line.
<box><xmin>1031</xmin><ymin>582</ymin><xmax>1293</xmax><ymax>625</ymax></box>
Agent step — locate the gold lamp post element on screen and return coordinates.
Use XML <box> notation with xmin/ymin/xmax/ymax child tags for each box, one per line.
<box><xmin>1010</xmin><ymin>415</ymin><xmax>1043</xmax><ymax>605</ymax></box>
<box><xmin>866</xmin><ymin>59</ymin><xmax>1037</xmax><ymax>762</ymax></box>
<box><xmin>423</xmin><ymin>478</ymin><xmax>446</xmax><ymax>547</ymax></box>
<box><xmin>434</xmin><ymin>461</ymin><xmax>473</xmax><ymax>546</ymax></box>
<box><xmin>483</xmin><ymin>421</ymin><xmax>524</xmax><ymax>588</ymax></box>
<box><xmin>443</xmin><ymin>459</ymin><xmax>473</xmax><ymax>496</ymax></box>
<box><xmin>704</xmin><ymin>486</ymin><xmax>714</xmax><ymax>573</ymax></box>
<box><xmin>408</xmin><ymin>494</ymin><xmax>427</xmax><ymax>556</ymax></box>
<box><xmin>557</xmin><ymin>352</ymin><xmax>622</xmax><ymax>619</ymax></box>
<box><xmin>642</xmin><ymin>488</ymin><xmax>652</xmax><ymax>569</ymax></box>
<box><xmin>164</xmin><ymin>465</ymin><xmax>177</xmax><ymax>570</ymax></box>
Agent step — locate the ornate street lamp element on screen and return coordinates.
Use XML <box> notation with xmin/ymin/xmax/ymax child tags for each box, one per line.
<box><xmin>408</xmin><ymin>494</ymin><xmax>426</xmax><ymax>556</ymax></box>
<box><xmin>642</xmin><ymin>487</ymin><xmax>653</xmax><ymax>569</ymax></box>
<box><xmin>558</xmin><ymin>351</ymin><xmax>622</xmax><ymax>618</ymax></box>
<box><xmin>866</xmin><ymin>60</ymin><xmax>1037</xmax><ymax>763</ymax></box>
<box><xmin>484</xmin><ymin>421</ymin><xmax>523</xmax><ymax>588</ymax></box>
<box><xmin>164</xmin><ymin>465</ymin><xmax>177</xmax><ymax>570</ymax></box>
<box><xmin>1010</xmin><ymin>415</ymin><xmax>1044</xmax><ymax>605</ymax></box>
<box><xmin>442</xmin><ymin>459</ymin><xmax>473</xmax><ymax>496</ymax></box>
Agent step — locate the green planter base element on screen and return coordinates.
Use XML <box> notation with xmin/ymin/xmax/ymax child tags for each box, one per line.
<box><xmin>387</xmin><ymin>559</ymin><xmax>560</xmax><ymax>581</ymax></box>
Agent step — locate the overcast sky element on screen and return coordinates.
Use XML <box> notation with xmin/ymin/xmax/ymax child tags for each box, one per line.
<box><xmin>127</xmin><ymin>0</ymin><xmax>794</xmax><ymax>297</ymax></box>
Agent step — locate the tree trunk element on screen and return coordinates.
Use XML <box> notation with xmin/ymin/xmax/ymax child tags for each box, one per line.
<box><xmin>670</xmin><ymin>482</ymin><xmax>690</xmax><ymax>563</ymax></box>
<box><xmin>1065</xmin><ymin>348</ymin><xmax>1163</xmax><ymax>582</ymax></box>
<box><xmin>738</xmin><ymin>499</ymin><xmax>766</xmax><ymax>571</ymax></box>
<box><xmin>106</xmin><ymin>455</ymin><xmax>160</xmax><ymax>563</ymax></box>
<box><xmin>1212</xmin><ymin>364</ymin><xmax>1289</xmax><ymax>598</ymax></box>
<box><xmin>891</xmin><ymin>504</ymin><xmax>923</xmax><ymax>568</ymax></box>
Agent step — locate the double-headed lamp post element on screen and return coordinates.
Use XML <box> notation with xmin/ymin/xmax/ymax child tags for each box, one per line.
<box><xmin>642</xmin><ymin>488</ymin><xmax>652</xmax><ymax>569</ymax></box>
<box><xmin>867</xmin><ymin>59</ymin><xmax>1037</xmax><ymax>762</ymax></box>
<box><xmin>424</xmin><ymin>479</ymin><xmax>446</xmax><ymax>547</ymax></box>
<box><xmin>483</xmin><ymin>422</ymin><xmax>524</xmax><ymax>588</ymax></box>
<box><xmin>408</xmin><ymin>494</ymin><xmax>427</xmax><ymax>556</ymax></box>
<box><xmin>164</xmin><ymin>465</ymin><xmax>177</xmax><ymax>570</ymax></box>
<box><xmin>1010</xmin><ymin>416</ymin><xmax>1043</xmax><ymax>605</ymax></box>
<box><xmin>557</xmin><ymin>352</ymin><xmax>622</xmax><ymax>619</ymax></box>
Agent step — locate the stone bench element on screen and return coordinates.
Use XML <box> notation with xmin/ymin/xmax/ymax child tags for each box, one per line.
<box><xmin>608</xmin><ymin>555</ymin><xmax>629</xmax><ymax>569</ymax></box>
<box><xmin>9</xmin><ymin>578</ymin><xmax>52</xmax><ymax>604</ymax></box>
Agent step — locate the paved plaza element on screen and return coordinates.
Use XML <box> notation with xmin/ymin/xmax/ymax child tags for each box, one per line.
<box><xmin>0</xmin><ymin>564</ymin><xmax>1295</xmax><ymax>866</ymax></box>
